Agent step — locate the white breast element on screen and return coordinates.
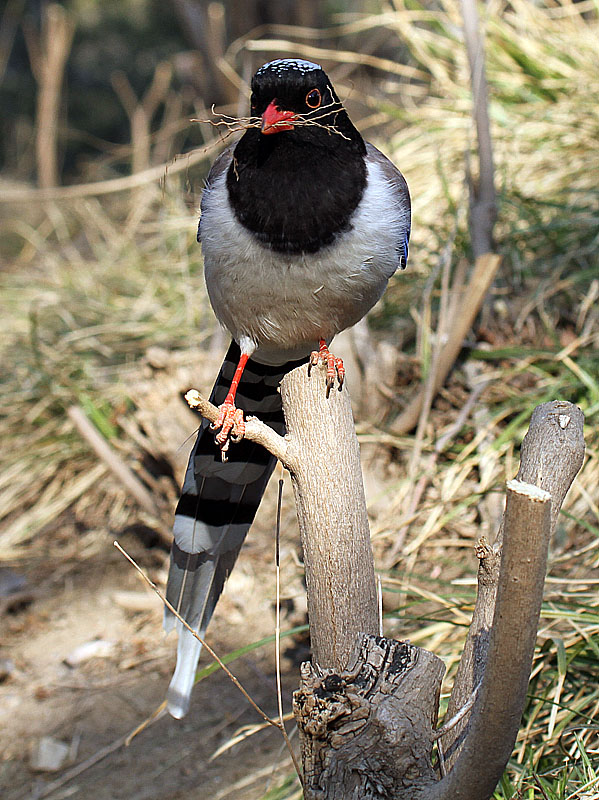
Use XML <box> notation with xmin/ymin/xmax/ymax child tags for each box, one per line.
<box><xmin>200</xmin><ymin>159</ymin><xmax>408</xmax><ymax>365</ymax></box>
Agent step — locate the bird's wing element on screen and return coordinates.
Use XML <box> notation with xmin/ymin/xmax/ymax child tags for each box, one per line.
<box><xmin>365</xmin><ymin>142</ymin><xmax>411</xmax><ymax>272</ymax></box>
<box><xmin>197</xmin><ymin>146</ymin><xmax>235</xmax><ymax>244</ymax></box>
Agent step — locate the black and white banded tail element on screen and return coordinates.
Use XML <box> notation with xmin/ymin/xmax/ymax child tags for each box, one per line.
<box><xmin>164</xmin><ymin>341</ymin><xmax>305</xmax><ymax>718</ymax></box>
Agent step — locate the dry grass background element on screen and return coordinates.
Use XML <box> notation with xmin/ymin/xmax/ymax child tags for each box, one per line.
<box><xmin>1</xmin><ymin>1</ymin><xmax>598</xmax><ymax>798</ymax></box>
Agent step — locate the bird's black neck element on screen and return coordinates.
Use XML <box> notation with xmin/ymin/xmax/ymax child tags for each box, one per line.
<box><xmin>227</xmin><ymin>124</ymin><xmax>367</xmax><ymax>254</ymax></box>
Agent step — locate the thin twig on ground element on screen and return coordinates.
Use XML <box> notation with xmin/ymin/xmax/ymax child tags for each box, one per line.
<box><xmin>113</xmin><ymin>540</ymin><xmax>303</xmax><ymax>782</ymax></box>
<box><xmin>273</xmin><ymin>472</ymin><xmax>302</xmax><ymax>783</ymax></box>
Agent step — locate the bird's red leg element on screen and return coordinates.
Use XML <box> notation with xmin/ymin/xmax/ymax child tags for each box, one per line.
<box><xmin>308</xmin><ymin>339</ymin><xmax>345</xmax><ymax>398</ymax></box>
<box><xmin>212</xmin><ymin>352</ymin><xmax>249</xmax><ymax>449</ymax></box>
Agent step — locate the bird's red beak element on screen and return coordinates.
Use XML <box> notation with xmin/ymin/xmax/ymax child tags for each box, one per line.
<box><xmin>261</xmin><ymin>99</ymin><xmax>296</xmax><ymax>135</ymax></box>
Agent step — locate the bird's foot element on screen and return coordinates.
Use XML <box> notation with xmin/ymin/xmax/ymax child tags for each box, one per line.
<box><xmin>211</xmin><ymin>402</ymin><xmax>245</xmax><ymax>455</ymax></box>
<box><xmin>308</xmin><ymin>340</ymin><xmax>345</xmax><ymax>398</ymax></box>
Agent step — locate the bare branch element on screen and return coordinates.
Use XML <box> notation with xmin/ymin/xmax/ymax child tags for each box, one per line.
<box><xmin>424</xmin><ymin>480</ymin><xmax>552</xmax><ymax>800</ymax></box>
<box><xmin>0</xmin><ymin>142</ymin><xmax>219</xmax><ymax>203</ymax></box>
<box><xmin>184</xmin><ymin>361</ymin><xmax>378</xmax><ymax>673</ymax></box>
<box><xmin>280</xmin><ymin>364</ymin><xmax>379</xmax><ymax>670</ymax></box>
<box><xmin>110</xmin><ymin>71</ymin><xmax>139</xmax><ymax>116</ymax></box>
<box><xmin>509</xmin><ymin>401</ymin><xmax>586</xmax><ymax>540</ymax></box>
<box><xmin>27</xmin><ymin>3</ymin><xmax>75</xmax><ymax>188</ymax></box>
<box><xmin>175</xmin><ymin>363</ymin><xmax>584</xmax><ymax>799</ymax></box>
<box><xmin>142</xmin><ymin>61</ymin><xmax>173</xmax><ymax>118</ymax></box>
<box><xmin>67</xmin><ymin>405</ymin><xmax>172</xmax><ymax>544</ymax></box>
<box><xmin>439</xmin><ymin>400</ymin><xmax>585</xmax><ymax>776</ymax></box>
<box><xmin>112</xmin><ymin>62</ymin><xmax>173</xmax><ymax>177</ymax></box>
<box><xmin>184</xmin><ymin>389</ymin><xmax>289</xmax><ymax>464</ymax></box>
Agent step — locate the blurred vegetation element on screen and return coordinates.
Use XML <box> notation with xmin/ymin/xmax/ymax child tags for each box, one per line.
<box><xmin>0</xmin><ymin>0</ymin><xmax>329</xmax><ymax>182</ymax></box>
<box><xmin>1</xmin><ymin>0</ymin><xmax>598</xmax><ymax>798</ymax></box>
<box><xmin>3</xmin><ymin>0</ymin><xmax>182</xmax><ymax>178</ymax></box>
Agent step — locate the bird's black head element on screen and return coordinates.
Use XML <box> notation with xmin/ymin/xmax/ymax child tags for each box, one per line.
<box><xmin>249</xmin><ymin>59</ymin><xmax>362</xmax><ymax>145</ymax></box>
<box><xmin>226</xmin><ymin>58</ymin><xmax>367</xmax><ymax>254</ymax></box>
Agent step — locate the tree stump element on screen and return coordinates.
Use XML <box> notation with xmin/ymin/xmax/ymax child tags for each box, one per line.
<box><xmin>294</xmin><ymin>635</ymin><xmax>444</xmax><ymax>800</ymax></box>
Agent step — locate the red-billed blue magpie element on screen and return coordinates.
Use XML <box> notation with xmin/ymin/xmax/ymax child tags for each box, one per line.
<box><xmin>164</xmin><ymin>58</ymin><xmax>411</xmax><ymax>718</ymax></box>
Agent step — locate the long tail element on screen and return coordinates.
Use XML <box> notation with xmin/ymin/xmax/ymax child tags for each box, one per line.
<box><xmin>164</xmin><ymin>341</ymin><xmax>304</xmax><ymax>718</ymax></box>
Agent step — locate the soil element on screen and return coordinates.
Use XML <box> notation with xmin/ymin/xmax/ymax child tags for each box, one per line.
<box><xmin>0</xmin><ymin>479</ymin><xmax>306</xmax><ymax>800</ymax></box>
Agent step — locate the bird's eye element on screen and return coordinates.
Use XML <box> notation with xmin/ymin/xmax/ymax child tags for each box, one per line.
<box><xmin>305</xmin><ymin>88</ymin><xmax>321</xmax><ymax>109</ymax></box>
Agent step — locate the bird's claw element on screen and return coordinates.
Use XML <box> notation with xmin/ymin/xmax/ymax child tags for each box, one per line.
<box><xmin>308</xmin><ymin>343</ymin><xmax>345</xmax><ymax>398</ymax></box>
<box><xmin>211</xmin><ymin>402</ymin><xmax>245</xmax><ymax>455</ymax></box>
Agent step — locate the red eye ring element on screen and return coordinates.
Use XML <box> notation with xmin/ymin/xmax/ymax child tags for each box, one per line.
<box><xmin>305</xmin><ymin>88</ymin><xmax>322</xmax><ymax>109</ymax></box>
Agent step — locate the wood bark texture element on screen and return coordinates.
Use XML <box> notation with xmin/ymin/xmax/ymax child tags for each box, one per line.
<box><xmin>280</xmin><ymin>363</ymin><xmax>379</xmax><ymax>671</ymax></box>
<box><xmin>424</xmin><ymin>480</ymin><xmax>551</xmax><ymax>800</ymax></box>
<box><xmin>184</xmin><ymin>373</ymin><xmax>584</xmax><ymax>799</ymax></box>
<box><xmin>281</xmin><ymin>365</ymin><xmax>448</xmax><ymax>798</ymax></box>
<box><xmin>293</xmin><ymin>635</ymin><xmax>444</xmax><ymax>800</ymax></box>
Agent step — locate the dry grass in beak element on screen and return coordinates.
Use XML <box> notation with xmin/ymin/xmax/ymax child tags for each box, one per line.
<box><xmin>193</xmin><ymin>95</ymin><xmax>350</xmax><ymax>142</ymax></box>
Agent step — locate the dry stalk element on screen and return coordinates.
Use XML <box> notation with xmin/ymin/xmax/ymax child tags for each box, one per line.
<box><xmin>114</xmin><ymin>542</ymin><xmax>274</xmax><ymax>725</ymax></box>
<box><xmin>386</xmin><ymin>376</ymin><xmax>490</xmax><ymax>566</ymax></box>
<box><xmin>244</xmin><ymin>38</ymin><xmax>428</xmax><ymax>82</ymax></box>
<box><xmin>112</xmin><ymin>61</ymin><xmax>173</xmax><ymax>204</ymax></box>
<box><xmin>387</xmin><ymin>217</ymin><xmax>458</xmax><ymax>561</ymax></box>
<box><xmin>67</xmin><ymin>405</ymin><xmax>172</xmax><ymax>545</ymax></box>
<box><xmin>461</xmin><ymin>0</ymin><xmax>497</xmax><ymax>258</ymax></box>
<box><xmin>0</xmin><ymin>140</ymin><xmax>222</xmax><ymax>202</ymax></box>
<box><xmin>24</xmin><ymin>3</ymin><xmax>75</xmax><ymax>188</ymax></box>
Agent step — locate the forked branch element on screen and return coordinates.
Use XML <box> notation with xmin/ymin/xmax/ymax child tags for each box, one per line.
<box><xmin>186</xmin><ymin>362</ymin><xmax>379</xmax><ymax>669</ymax></box>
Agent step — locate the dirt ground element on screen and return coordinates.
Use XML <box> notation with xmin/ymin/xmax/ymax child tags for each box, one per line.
<box><xmin>0</xmin><ymin>475</ymin><xmax>307</xmax><ymax>800</ymax></box>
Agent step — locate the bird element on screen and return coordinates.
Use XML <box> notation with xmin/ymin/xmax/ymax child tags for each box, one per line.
<box><xmin>163</xmin><ymin>57</ymin><xmax>411</xmax><ymax>719</ymax></box>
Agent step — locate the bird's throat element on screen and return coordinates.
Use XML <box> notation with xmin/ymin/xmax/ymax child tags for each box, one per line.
<box><xmin>227</xmin><ymin>128</ymin><xmax>367</xmax><ymax>255</ymax></box>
